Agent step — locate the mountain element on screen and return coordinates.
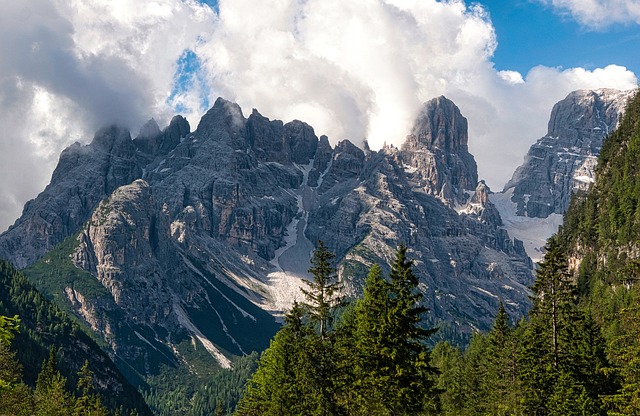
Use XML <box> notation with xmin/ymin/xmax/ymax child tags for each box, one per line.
<box><xmin>491</xmin><ymin>88</ymin><xmax>633</xmax><ymax>261</ymax></box>
<box><xmin>0</xmin><ymin>261</ymin><xmax>151</xmax><ymax>415</ymax></box>
<box><xmin>0</xmin><ymin>94</ymin><xmax>536</xmax><ymax>387</ymax></box>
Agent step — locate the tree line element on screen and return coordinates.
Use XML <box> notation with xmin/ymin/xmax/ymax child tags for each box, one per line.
<box><xmin>231</xmin><ymin>237</ymin><xmax>640</xmax><ymax>415</ymax></box>
<box><xmin>0</xmin><ymin>317</ymin><xmax>131</xmax><ymax>415</ymax></box>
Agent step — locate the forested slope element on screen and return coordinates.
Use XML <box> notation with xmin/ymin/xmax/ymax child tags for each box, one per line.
<box><xmin>0</xmin><ymin>261</ymin><xmax>151</xmax><ymax>415</ymax></box>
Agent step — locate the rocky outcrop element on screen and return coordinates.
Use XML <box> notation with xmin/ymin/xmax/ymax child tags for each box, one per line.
<box><xmin>401</xmin><ymin>96</ymin><xmax>478</xmax><ymax>205</ymax></box>
<box><xmin>134</xmin><ymin>115</ymin><xmax>190</xmax><ymax>157</ymax></box>
<box><xmin>0</xmin><ymin>126</ymin><xmax>143</xmax><ymax>268</ymax></box>
<box><xmin>504</xmin><ymin>89</ymin><xmax>632</xmax><ymax>218</ymax></box>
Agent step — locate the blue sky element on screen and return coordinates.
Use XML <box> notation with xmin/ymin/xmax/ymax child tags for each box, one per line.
<box><xmin>479</xmin><ymin>0</ymin><xmax>640</xmax><ymax>76</ymax></box>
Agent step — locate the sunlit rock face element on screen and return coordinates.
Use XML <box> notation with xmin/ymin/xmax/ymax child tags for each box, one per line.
<box><xmin>1</xmin><ymin>95</ymin><xmax>537</xmax><ymax>376</ymax></box>
<box><xmin>504</xmin><ymin>89</ymin><xmax>632</xmax><ymax>219</ymax></box>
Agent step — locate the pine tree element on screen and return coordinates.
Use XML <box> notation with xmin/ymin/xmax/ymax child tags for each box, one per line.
<box><xmin>352</xmin><ymin>263</ymin><xmax>393</xmax><ymax>414</ymax></box>
<box><xmin>603</xmin><ymin>305</ymin><xmax>640</xmax><ymax>415</ymax></box>
<box><xmin>74</xmin><ymin>360</ymin><xmax>108</xmax><ymax>416</ymax></box>
<box><xmin>520</xmin><ymin>237</ymin><xmax>611</xmax><ymax>415</ymax></box>
<box><xmin>350</xmin><ymin>245</ymin><xmax>438</xmax><ymax>415</ymax></box>
<box><xmin>484</xmin><ymin>302</ymin><xmax>522</xmax><ymax>415</ymax></box>
<box><xmin>386</xmin><ymin>244</ymin><xmax>438</xmax><ymax>414</ymax></box>
<box><xmin>430</xmin><ymin>341</ymin><xmax>465</xmax><ymax>415</ymax></box>
<box><xmin>302</xmin><ymin>241</ymin><xmax>342</xmax><ymax>338</ymax></box>
<box><xmin>236</xmin><ymin>302</ymin><xmax>317</xmax><ymax>416</ymax></box>
<box><xmin>34</xmin><ymin>346</ymin><xmax>74</xmax><ymax>416</ymax></box>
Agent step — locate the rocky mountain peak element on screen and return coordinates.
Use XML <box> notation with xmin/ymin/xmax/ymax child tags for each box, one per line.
<box><xmin>503</xmin><ymin>88</ymin><xmax>633</xmax><ymax>219</ymax></box>
<box><xmin>134</xmin><ymin>115</ymin><xmax>191</xmax><ymax>157</ymax></box>
<box><xmin>90</xmin><ymin>125</ymin><xmax>134</xmax><ymax>153</ymax></box>
<box><xmin>196</xmin><ymin>97</ymin><xmax>246</xmax><ymax>138</ymax></box>
<box><xmin>469</xmin><ymin>180</ymin><xmax>491</xmax><ymax>206</ymax></box>
<box><xmin>406</xmin><ymin>95</ymin><xmax>469</xmax><ymax>153</ymax></box>
<box><xmin>245</xmin><ymin>110</ymin><xmax>318</xmax><ymax>164</ymax></box>
<box><xmin>137</xmin><ymin>118</ymin><xmax>161</xmax><ymax>140</ymax></box>
<box><xmin>400</xmin><ymin>96</ymin><xmax>478</xmax><ymax>204</ymax></box>
<box><xmin>547</xmin><ymin>88</ymin><xmax>629</xmax><ymax>139</ymax></box>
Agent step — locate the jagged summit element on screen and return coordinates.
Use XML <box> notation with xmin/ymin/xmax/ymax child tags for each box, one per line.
<box><xmin>400</xmin><ymin>96</ymin><xmax>478</xmax><ymax>205</ymax></box>
<box><xmin>137</xmin><ymin>118</ymin><xmax>161</xmax><ymax>140</ymax></box>
<box><xmin>490</xmin><ymin>88</ymin><xmax>633</xmax><ymax>262</ymax></box>
<box><xmin>407</xmin><ymin>95</ymin><xmax>470</xmax><ymax>153</ymax></box>
<box><xmin>503</xmin><ymin>88</ymin><xmax>632</xmax><ymax>218</ymax></box>
<box><xmin>547</xmin><ymin>88</ymin><xmax>629</xmax><ymax>139</ymax></box>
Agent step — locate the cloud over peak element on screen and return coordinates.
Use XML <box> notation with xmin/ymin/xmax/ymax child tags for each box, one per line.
<box><xmin>0</xmin><ymin>0</ymin><xmax>636</xmax><ymax>232</ymax></box>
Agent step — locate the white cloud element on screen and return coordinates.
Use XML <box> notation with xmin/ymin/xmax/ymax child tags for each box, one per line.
<box><xmin>200</xmin><ymin>0</ymin><xmax>636</xmax><ymax>189</ymax></box>
<box><xmin>537</xmin><ymin>0</ymin><xmax>640</xmax><ymax>29</ymax></box>
<box><xmin>0</xmin><ymin>0</ymin><xmax>637</xmax><ymax>232</ymax></box>
<box><xmin>0</xmin><ymin>0</ymin><xmax>216</xmax><ymax>231</ymax></box>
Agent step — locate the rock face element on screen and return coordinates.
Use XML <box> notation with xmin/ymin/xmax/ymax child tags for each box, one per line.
<box><xmin>0</xmin><ymin>126</ymin><xmax>142</xmax><ymax>268</ymax></box>
<box><xmin>504</xmin><ymin>89</ymin><xmax>632</xmax><ymax>218</ymax></box>
<box><xmin>0</xmin><ymin>96</ymin><xmax>533</xmax><ymax>379</ymax></box>
<box><xmin>401</xmin><ymin>96</ymin><xmax>478</xmax><ymax>205</ymax></box>
<box><xmin>490</xmin><ymin>89</ymin><xmax>633</xmax><ymax>262</ymax></box>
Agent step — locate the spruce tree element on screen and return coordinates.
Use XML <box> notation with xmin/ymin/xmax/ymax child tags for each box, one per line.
<box><xmin>236</xmin><ymin>302</ymin><xmax>316</xmax><ymax>416</ymax></box>
<box><xmin>352</xmin><ymin>263</ymin><xmax>393</xmax><ymax>414</ymax></box>
<box><xmin>352</xmin><ymin>245</ymin><xmax>438</xmax><ymax>415</ymax></box>
<box><xmin>387</xmin><ymin>244</ymin><xmax>438</xmax><ymax>414</ymax></box>
<box><xmin>520</xmin><ymin>237</ymin><xmax>611</xmax><ymax>415</ymax></box>
<box><xmin>35</xmin><ymin>346</ymin><xmax>74</xmax><ymax>416</ymax></box>
<box><xmin>302</xmin><ymin>241</ymin><xmax>342</xmax><ymax>338</ymax></box>
<box><xmin>484</xmin><ymin>302</ymin><xmax>522</xmax><ymax>415</ymax></box>
<box><xmin>74</xmin><ymin>360</ymin><xmax>108</xmax><ymax>416</ymax></box>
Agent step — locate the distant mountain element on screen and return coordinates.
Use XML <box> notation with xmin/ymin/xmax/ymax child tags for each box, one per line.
<box><xmin>0</xmin><ymin>94</ymin><xmax>536</xmax><ymax>387</ymax></box>
<box><xmin>492</xmin><ymin>88</ymin><xmax>633</xmax><ymax>261</ymax></box>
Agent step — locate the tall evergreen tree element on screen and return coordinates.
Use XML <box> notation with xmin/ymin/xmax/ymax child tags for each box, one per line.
<box><xmin>352</xmin><ymin>263</ymin><xmax>393</xmax><ymax>414</ymax></box>
<box><xmin>520</xmin><ymin>237</ymin><xmax>611</xmax><ymax>415</ymax></box>
<box><xmin>484</xmin><ymin>302</ymin><xmax>522</xmax><ymax>415</ymax></box>
<box><xmin>74</xmin><ymin>360</ymin><xmax>108</xmax><ymax>416</ymax></box>
<box><xmin>34</xmin><ymin>346</ymin><xmax>74</xmax><ymax>416</ymax></box>
<box><xmin>236</xmin><ymin>302</ymin><xmax>317</xmax><ymax>416</ymax></box>
<box><xmin>375</xmin><ymin>245</ymin><xmax>438</xmax><ymax>414</ymax></box>
<box><xmin>302</xmin><ymin>241</ymin><xmax>342</xmax><ymax>338</ymax></box>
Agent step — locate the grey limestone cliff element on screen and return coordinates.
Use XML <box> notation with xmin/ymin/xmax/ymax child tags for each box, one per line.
<box><xmin>504</xmin><ymin>89</ymin><xmax>632</xmax><ymax>218</ymax></box>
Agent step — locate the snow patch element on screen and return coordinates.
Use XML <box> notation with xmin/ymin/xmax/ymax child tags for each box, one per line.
<box><xmin>490</xmin><ymin>188</ymin><xmax>563</xmax><ymax>262</ymax></box>
<box><xmin>472</xmin><ymin>286</ymin><xmax>498</xmax><ymax>299</ymax></box>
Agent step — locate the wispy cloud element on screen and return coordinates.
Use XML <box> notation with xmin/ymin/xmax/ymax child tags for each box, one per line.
<box><xmin>536</xmin><ymin>0</ymin><xmax>640</xmax><ymax>29</ymax></box>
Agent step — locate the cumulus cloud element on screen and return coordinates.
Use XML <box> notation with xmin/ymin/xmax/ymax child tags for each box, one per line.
<box><xmin>200</xmin><ymin>0</ymin><xmax>636</xmax><ymax>189</ymax></box>
<box><xmin>0</xmin><ymin>0</ymin><xmax>216</xmax><ymax>231</ymax></box>
<box><xmin>0</xmin><ymin>0</ymin><xmax>637</xmax><ymax>232</ymax></box>
<box><xmin>537</xmin><ymin>0</ymin><xmax>640</xmax><ymax>29</ymax></box>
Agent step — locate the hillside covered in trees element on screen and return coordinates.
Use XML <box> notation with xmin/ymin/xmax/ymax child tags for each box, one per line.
<box><xmin>0</xmin><ymin>261</ymin><xmax>151</xmax><ymax>415</ymax></box>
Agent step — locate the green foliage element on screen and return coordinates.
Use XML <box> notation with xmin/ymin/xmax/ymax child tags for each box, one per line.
<box><xmin>237</xmin><ymin>244</ymin><xmax>439</xmax><ymax>416</ymax></box>
<box><xmin>302</xmin><ymin>240</ymin><xmax>342</xmax><ymax>338</ymax></box>
<box><xmin>143</xmin><ymin>352</ymin><xmax>260</xmax><ymax>416</ymax></box>
<box><xmin>0</xmin><ymin>260</ymin><xmax>150</xmax><ymax>414</ymax></box>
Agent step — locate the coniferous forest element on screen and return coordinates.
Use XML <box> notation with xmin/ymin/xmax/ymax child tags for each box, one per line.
<box><xmin>1</xmin><ymin>90</ymin><xmax>640</xmax><ymax>415</ymax></box>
